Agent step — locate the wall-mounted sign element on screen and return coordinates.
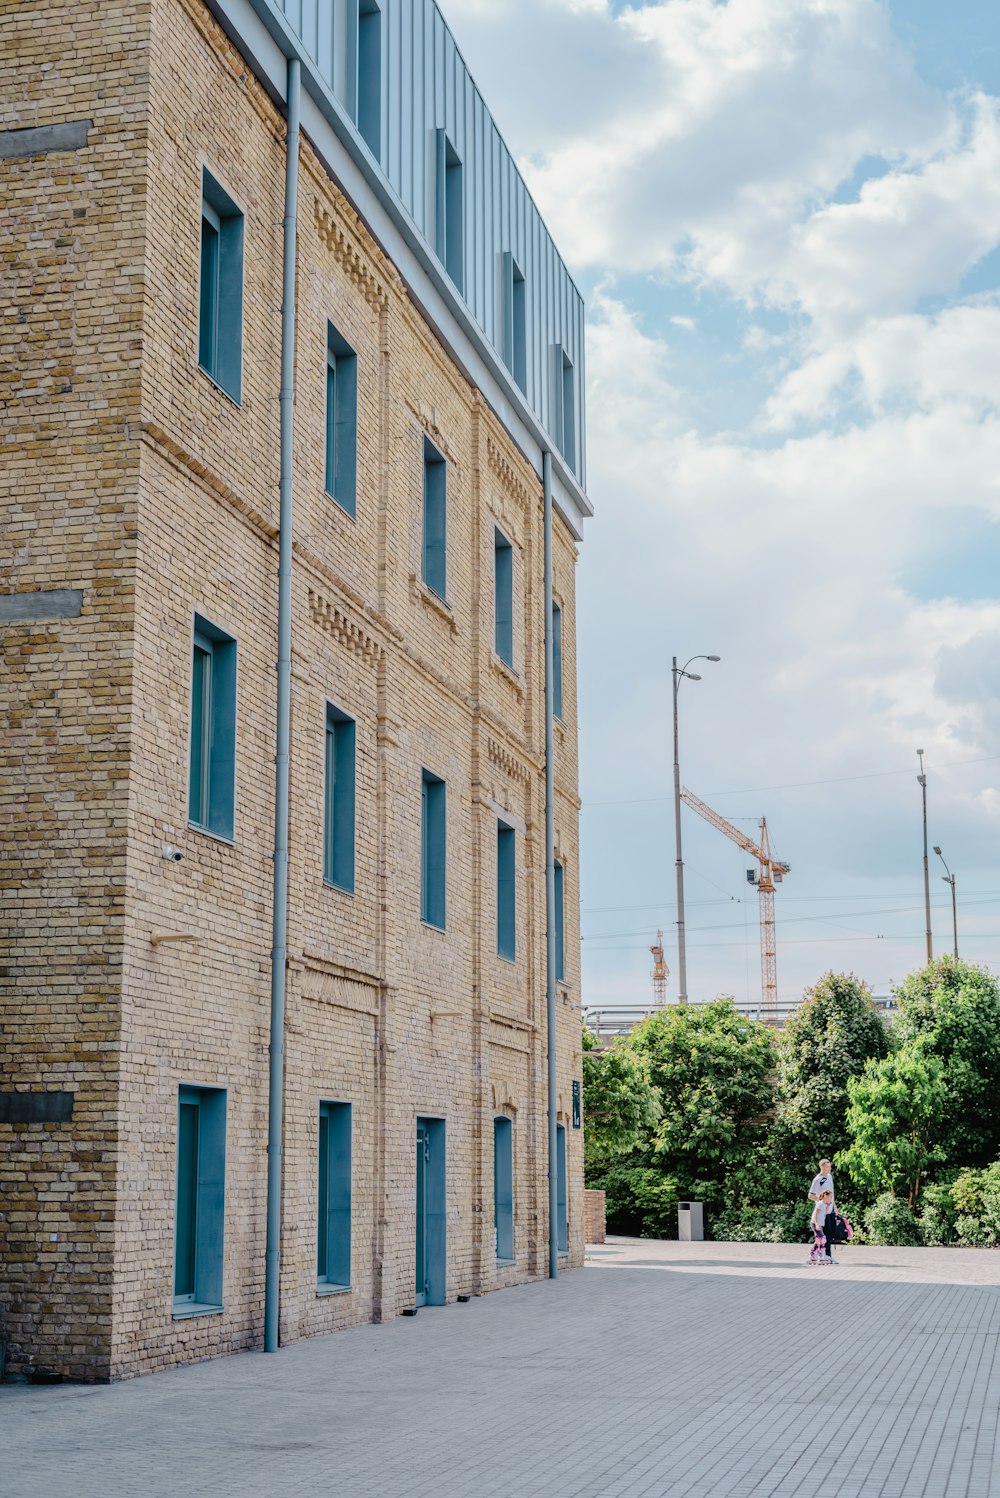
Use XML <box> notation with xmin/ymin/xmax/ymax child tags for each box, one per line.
<box><xmin>572</xmin><ymin>1079</ymin><xmax>581</xmax><ymax>1129</ymax></box>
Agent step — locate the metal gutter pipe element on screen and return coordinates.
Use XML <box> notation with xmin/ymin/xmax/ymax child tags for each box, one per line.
<box><xmin>265</xmin><ymin>55</ymin><xmax>300</xmax><ymax>1355</ymax></box>
<box><xmin>543</xmin><ymin>451</ymin><xmax>558</xmax><ymax>1279</ymax></box>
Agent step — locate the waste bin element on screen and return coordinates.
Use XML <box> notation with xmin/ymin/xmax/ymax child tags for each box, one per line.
<box><xmin>677</xmin><ymin>1201</ymin><xmax>704</xmax><ymax>1241</ymax></box>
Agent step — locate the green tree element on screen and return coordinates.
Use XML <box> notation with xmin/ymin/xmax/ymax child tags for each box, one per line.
<box><xmin>777</xmin><ymin>971</ymin><xmax>890</xmax><ymax>1164</ymax></box>
<box><xmin>837</xmin><ymin>1038</ymin><xmax>947</xmax><ymax>1207</ymax></box>
<box><xmin>893</xmin><ymin>957</ymin><xmax>1000</xmax><ymax>1166</ymax></box>
<box><xmin>628</xmin><ymin>997</ymin><xmax>777</xmax><ymax>1202</ymax></box>
<box><xmin>581</xmin><ymin>1027</ymin><xmax>661</xmax><ymax>1180</ymax></box>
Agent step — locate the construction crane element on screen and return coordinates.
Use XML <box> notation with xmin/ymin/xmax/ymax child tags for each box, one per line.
<box><xmin>650</xmin><ymin>930</ymin><xmax>669</xmax><ymax>1007</ymax></box>
<box><xmin>679</xmin><ymin>787</ymin><xmax>790</xmax><ymax>1024</ymax></box>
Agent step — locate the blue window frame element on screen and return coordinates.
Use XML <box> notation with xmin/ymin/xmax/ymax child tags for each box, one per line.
<box><xmin>422</xmin><ymin>437</ymin><xmax>447</xmax><ymax>601</ymax></box>
<box><xmin>324</xmin><ymin>705</ymin><xmax>356</xmax><ymax>893</ymax></box>
<box><xmin>435</xmin><ymin>129</ymin><xmax>464</xmax><ymax>293</ymax></box>
<box><xmin>494</xmin><ymin>1116</ymin><xmax>514</xmax><ymax>1262</ymax></box>
<box><xmin>554</xmin><ymin>344</ymin><xmax>576</xmax><ymax>474</ymax></box>
<box><xmin>198</xmin><ymin>170</ymin><xmax>243</xmax><ymax>403</ymax></box>
<box><xmin>173</xmin><ymin>1085</ymin><xmax>226</xmax><ymax>1314</ymax></box>
<box><xmin>317</xmin><ymin>1101</ymin><xmax>352</xmax><ymax>1291</ymax></box>
<box><xmin>497</xmin><ymin>819</ymin><xmax>516</xmax><ymax>961</ymax></box>
<box><xmin>502</xmin><ymin>252</ymin><xmax>527</xmax><ymax>395</ymax></box>
<box><xmin>556</xmin><ymin>1123</ymin><xmax>568</xmax><ymax>1254</ymax></box>
<box><xmin>355</xmin><ymin>0</ymin><xmax>382</xmax><ymax>158</ymax></box>
<box><xmin>421</xmin><ymin>769</ymin><xmax>446</xmax><ymax>930</ymax></box>
<box><xmin>188</xmin><ymin>616</ymin><xmax>237</xmax><ymax>841</ymax></box>
<box><xmin>325</xmin><ymin>322</ymin><xmax>358</xmax><ymax>517</ymax></box>
<box><xmin>494</xmin><ymin>528</ymin><xmax>513</xmax><ymax>667</ymax></box>
<box><xmin>552</xmin><ymin>600</ymin><xmax>563</xmax><ymax>722</ymax></box>
<box><xmin>554</xmin><ymin>859</ymin><xmax>565</xmax><ymax>983</ymax></box>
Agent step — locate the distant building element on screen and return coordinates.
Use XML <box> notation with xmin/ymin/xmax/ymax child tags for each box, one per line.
<box><xmin>1</xmin><ymin>0</ymin><xmax>590</xmax><ymax>1381</ymax></box>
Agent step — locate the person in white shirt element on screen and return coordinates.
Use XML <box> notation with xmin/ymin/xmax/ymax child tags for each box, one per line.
<box><xmin>808</xmin><ymin>1159</ymin><xmax>837</xmax><ymax>1263</ymax></box>
<box><xmin>809</xmin><ymin>1189</ymin><xmax>833</xmax><ymax>1264</ymax></box>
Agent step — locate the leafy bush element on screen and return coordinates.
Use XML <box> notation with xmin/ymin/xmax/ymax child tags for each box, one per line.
<box><xmin>838</xmin><ymin>1037</ymin><xmax>947</xmax><ymax>1207</ymax></box>
<box><xmin>951</xmin><ymin>1163</ymin><xmax>1000</xmax><ymax>1247</ymax></box>
<box><xmin>864</xmin><ymin>1193</ymin><xmax>923</xmax><ymax>1246</ymax></box>
<box><xmin>713</xmin><ymin>1201</ymin><xmax>812</xmax><ymax>1244</ymax></box>
<box><xmin>593</xmin><ymin>1165</ymin><xmax>680</xmax><ymax>1239</ymax></box>
<box><xmin>918</xmin><ymin>1178</ymin><xmax>958</xmax><ymax>1247</ymax></box>
<box><xmin>582</xmin><ymin>1028</ymin><xmax>661</xmax><ymax>1180</ymax></box>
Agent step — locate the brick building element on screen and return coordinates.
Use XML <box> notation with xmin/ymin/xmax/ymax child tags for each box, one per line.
<box><xmin>0</xmin><ymin>0</ymin><xmax>591</xmax><ymax>1380</ymax></box>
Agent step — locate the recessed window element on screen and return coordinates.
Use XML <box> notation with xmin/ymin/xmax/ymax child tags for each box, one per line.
<box><xmin>189</xmin><ymin>616</ymin><xmax>237</xmax><ymax>841</ymax></box>
<box><xmin>494</xmin><ymin>1116</ymin><xmax>514</xmax><ymax>1262</ymax></box>
<box><xmin>554</xmin><ymin>859</ymin><xmax>565</xmax><ymax>983</ymax></box>
<box><xmin>556</xmin><ymin>1122</ymin><xmax>568</xmax><ymax>1254</ymax></box>
<box><xmin>173</xmin><ymin>1085</ymin><xmax>227</xmax><ymax>1315</ymax></box>
<box><xmin>325</xmin><ymin>322</ymin><xmax>358</xmax><ymax>518</ymax></box>
<box><xmin>422</xmin><ymin>437</ymin><xmax>447</xmax><ymax>601</ymax></box>
<box><xmin>494</xmin><ymin>528</ymin><xmax>513</xmax><ymax>667</ymax></box>
<box><xmin>497</xmin><ymin>819</ymin><xmax>516</xmax><ymax>961</ymax></box>
<box><xmin>502</xmin><ymin>252</ymin><xmax>526</xmax><ymax>395</ymax></box>
<box><xmin>421</xmin><ymin>769</ymin><xmax>446</xmax><ymax>930</ymax></box>
<box><xmin>324</xmin><ymin>705</ymin><xmax>356</xmax><ymax>893</ymax></box>
<box><xmin>552</xmin><ymin>601</ymin><xmax>563</xmax><ymax>722</ymax></box>
<box><xmin>355</xmin><ymin>0</ymin><xmax>382</xmax><ymax>158</ymax></box>
<box><xmin>317</xmin><ymin>1101</ymin><xmax>352</xmax><ymax>1292</ymax></box>
<box><xmin>198</xmin><ymin>169</ymin><xmax>243</xmax><ymax>403</ymax></box>
<box><xmin>435</xmin><ymin>130</ymin><xmax>464</xmax><ymax>293</ymax></box>
<box><xmin>553</xmin><ymin>344</ymin><xmax>576</xmax><ymax>475</ymax></box>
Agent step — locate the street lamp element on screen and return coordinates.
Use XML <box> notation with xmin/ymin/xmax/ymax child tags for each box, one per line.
<box><xmin>933</xmin><ymin>845</ymin><xmax>958</xmax><ymax>960</ymax></box>
<box><xmin>672</xmin><ymin>653</ymin><xmax>721</xmax><ymax>1004</ymax></box>
<box><xmin>917</xmin><ymin>750</ymin><xmax>932</xmax><ymax>963</ymax></box>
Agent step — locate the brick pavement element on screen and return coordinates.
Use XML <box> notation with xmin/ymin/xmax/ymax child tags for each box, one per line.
<box><xmin>2</xmin><ymin>1238</ymin><xmax>999</xmax><ymax>1498</ymax></box>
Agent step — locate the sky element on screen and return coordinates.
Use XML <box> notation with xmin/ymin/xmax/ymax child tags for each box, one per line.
<box><xmin>446</xmin><ymin>0</ymin><xmax>1000</xmax><ymax>1013</ymax></box>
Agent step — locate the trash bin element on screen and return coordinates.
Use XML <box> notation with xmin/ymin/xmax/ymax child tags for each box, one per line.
<box><xmin>677</xmin><ymin>1201</ymin><xmax>704</xmax><ymax>1241</ymax></box>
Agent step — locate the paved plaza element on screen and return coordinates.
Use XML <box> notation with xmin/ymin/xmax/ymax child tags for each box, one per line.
<box><xmin>3</xmin><ymin>1238</ymin><xmax>999</xmax><ymax>1497</ymax></box>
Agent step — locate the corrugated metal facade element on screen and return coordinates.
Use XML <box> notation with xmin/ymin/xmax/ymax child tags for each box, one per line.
<box><xmin>271</xmin><ymin>0</ymin><xmax>586</xmax><ymax>473</ymax></box>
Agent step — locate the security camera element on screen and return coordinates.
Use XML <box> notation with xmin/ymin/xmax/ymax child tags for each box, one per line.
<box><xmin>161</xmin><ymin>845</ymin><xmax>184</xmax><ymax>863</ymax></box>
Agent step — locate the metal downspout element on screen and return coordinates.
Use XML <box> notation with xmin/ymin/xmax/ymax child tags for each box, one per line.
<box><xmin>265</xmin><ymin>56</ymin><xmax>300</xmax><ymax>1355</ymax></box>
<box><xmin>543</xmin><ymin>451</ymin><xmax>558</xmax><ymax>1279</ymax></box>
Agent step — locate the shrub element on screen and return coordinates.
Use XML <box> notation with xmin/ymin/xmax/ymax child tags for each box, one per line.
<box><xmin>594</xmin><ymin>1165</ymin><xmax>680</xmax><ymax>1239</ymax></box>
<box><xmin>864</xmin><ymin>1193</ymin><xmax>923</xmax><ymax>1246</ymax></box>
<box><xmin>918</xmin><ymin>1179</ymin><xmax>958</xmax><ymax>1247</ymax></box>
<box><xmin>713</xmin><ymin>1201</ymin><xmax>812</xmax><ymax>1244</ymax></box>
<box><xmin>951</xmin><ymin>1163</ymin><xmax>1000</xmax><ymax>1247</ymax></box>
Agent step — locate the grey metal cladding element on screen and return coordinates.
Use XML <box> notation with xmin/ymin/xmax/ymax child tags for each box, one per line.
<box><xmin>271</xmin><ymin>0</ymin><xmax>585</xmax><ymax>466</ymax></box>
<box><xmin>0</xmin><ymin>590</ymin><xmax>84</xmax><ymax>623</ymax></box>
<box><xmin>0</xmin><ymin>120</ymin><xmax>92</xmax><ymax>160</ymax></box>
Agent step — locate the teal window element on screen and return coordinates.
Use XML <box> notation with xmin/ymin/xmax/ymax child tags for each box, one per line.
<box><xmin>554</xmin><ymin>859</ymin><xmax>565</xmax><ymax>983</ymax></box>
<box><xmin>494</xmin><ymin>1116</ymin><xmax>514</xmax><ymax>1262</ymax></box>
<box><xmin>188</xmin><ymin>617</ymin><xmax>237</xmax><ymax>841</ymax></box>
<box><xmin>554</xmin><ymin>345</ymin><xmax>576</xmax><ymax>474</ymax></box>
<box><xmin>502</xmin><ymin>252</ymin><xmax>527</xmax><ymax>395</ymax></box>
<box><xmin>323</xmin><ymin>705</ymin><xmax>356</xmax><ymax>893</ymax></box>
<box><xmin>497</xmin><ymin>819</ymin><xmax>516</xmax><ymax>961</ymax></box>
<box><xmin>325</xmin><ymin>322</ymin><xmax>357</xmax><ymax>517</ymax></box>
<box><xmin>422</xmin><ymin>438</ymin><xmax>447</xmax><ymax>600</ymax></box>
<box><xmin>356</xmin><ymin>0</ymin><xmax>381</xmax><ymax>158</ymax></box>
<box><xmin>435</xmin><ymin>130</ymin><xmax>464</xmax><ymax>293</ymax></box>
<box><xmin>198</xmin><ymin>170</ymin><xmax>243</xmax><ymax>403</ymax></box>
<box><xmin>552</xmin><ymin>601</ymin><xmax>563</xmax><ymax>721</ymax></box>
<box><xmin>494</xmin><ymin>528</ymin><xmax>513</xmax><ymax>667</ymax></box>
<box><xmin>556</xmin><ymin>1123</ymin><xmax>568</xmax><ymax>1254</ymax></box>
<box><xmin>173</xmin><ymin>1085</ymin><xmax>226</xmax><ymax>1314</ymax></box>
<box><xmin>421</xmin><ymin>769</ymin><xmax>446</xmax><ymax>930</ymax></box>
<box><xmin>317</xmin><ymin>1101</ymin><xmax>352</xmax><ymax>1291</ymax></box>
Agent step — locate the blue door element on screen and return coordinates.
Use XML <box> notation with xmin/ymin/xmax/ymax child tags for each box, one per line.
<box><xmin>415</xmin><ymin>1121</ymin><xmax>428</xmax><ymax>1307</ymax></box>
<box><xmin>556</xmin><ymin>1124</ymin><xmax>568</xmax><ymax>1254</ymax></box>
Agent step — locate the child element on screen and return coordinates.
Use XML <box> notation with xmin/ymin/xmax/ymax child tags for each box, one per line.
<box><xmin>809</xmin><ymin>1189</ymin><xmax>834</xmax><ymax>1264</ymax></box>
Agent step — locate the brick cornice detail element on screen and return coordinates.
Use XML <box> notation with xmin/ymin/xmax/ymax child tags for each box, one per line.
<box><xmin>308</xmin><ymin>588</ymin><xmax>384</xmax><ymax>664</ymax></box>
<box><xmin>486</xmin><ymin>436</ymin><xmax>534</xmax><ymax>512</ymax></box>
<box><xmin>486</xmin><ymin>735</ymin><xmax>530</xmax><ymax>786</ymax></box>
<box><xmin>314</xmin><ymin>199</ymin><xmax>389</xmax><ymax>312</ymax></box>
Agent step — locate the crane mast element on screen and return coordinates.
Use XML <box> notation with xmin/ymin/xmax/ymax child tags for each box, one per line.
<box><xmin>679</xmin><ymin>787</ymin><xmax>790</xmax><ymax>1024</ymax></box>
<box><xmin>650</xmin><ymin>930</ymin><xmax>669</xmax><ymax>1007</ymax></box>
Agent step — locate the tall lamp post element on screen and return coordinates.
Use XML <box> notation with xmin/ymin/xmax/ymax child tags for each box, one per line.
<box><xmin>933</xmin><ymin>845</ymin><xmax>958</xmax><ymax>960</ymax></box>
<box><xmin>672</xmin><ymin>653</ymin><xmax>721</xmax><ymax>1003</ymax></box>
<box><xmin>917</xmin><ymin>749</ymin><xmax>932</xmax><ymax>962</ymax></box>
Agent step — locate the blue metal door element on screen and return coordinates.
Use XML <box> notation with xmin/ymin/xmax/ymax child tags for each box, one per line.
<box><xmin>415</xmin><ymin>1121</ymin><xmax>428</xmax><ymax>1306</ymax></box>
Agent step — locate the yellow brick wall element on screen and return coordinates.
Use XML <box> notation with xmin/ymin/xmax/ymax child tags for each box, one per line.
<box><xmin>1</xmin><ymin>0</ymin><xmax>585</xmax><ymax>1382</ymax></box>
